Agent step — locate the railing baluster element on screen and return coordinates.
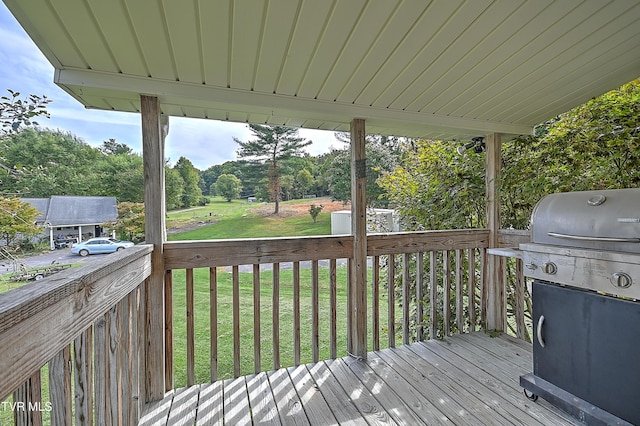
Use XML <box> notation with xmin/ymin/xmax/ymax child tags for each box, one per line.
<box><xmin>480</xmin><ymin>248</ymin><xmax>488</xmax><ymax>328</ymax></box>
<box><xmin>209</xmin><ymin>267</ymin><xmax>218</xmax><ymax>382</ymax></box>
<box><xmin>387</xmin><ymin>254</ymin><xmax>395</xmax><ymax>348</ymax></box>
<box><xmin>272</xmin><ymin>263</ymin><xmax>280</xmax><ymax>370</ymax></box>
<box><xmin>164</xmin><ymin>270</ymin><xmax>173</xmax><ymax>391</ymax></box>
<box><xmin>330</xmin><ymin>259</ymin><xmax>337</xmax><ymax>359</ymax></box>
<box><xmin>372</xmin><ymin>256</ymin><xmax>380</xmax><ymax>350</ymax></box>
<box><xmin>14</xmin><ymin>371</ymin><xmax>43</xmax><ymax>426</ymax></box>
<box><xmin>312</xmin><ymin>260</ymin><xmax>320</xmax><ymax>362</ymax></box>
<box><xmin>468</xmin><ymin>248</ymin><xmax>476</xmax><ymax>331</ymax></box>
<box><xmin>402</xmin><ymin>253</ymin><xmax>411</xmax><ymax>345</ymax></box>
<box><xmin>138</xmin><ymin>281</ymin><xmax>147</xmax><ymax>407</ymax></box>
<box><xmin>293</xmin><ymin>261</ymin><xmax>301</xmax><ymax>365</ymax></box>
<box><xmin>74</xmin><ymin>327</ymin><xmax>93</xmax><ymax>426</ymax></box>
<box><xmin>515</xmin><ymin>258</ymin><xmax>526</xmax><ymax>340</ymax></box>
<box><xmin>232</xmin><ymin>265</ymin><xmax>241</xmax><ymax>377</ymax></box>
<box><xmin>253</xmin><ymin>264</ymin><xmax>261</xmax><ymax>373</ymax></box>
<box><xmin>120</xmin><ymin>295</ymin><xmax>132</xmax><ymax>425</ymax></box>
<box><xmin>108</xmin><ymin>304</ymin><xmax>119</xmax><ymax>424</ymax></box>
<box><xmin>429</xmin><ymin>251</ymin><xmax>438</xmax><ymax>339</ymax></box>
<box><xmin>130</xmin><ymin>289</ymin><xmax>140</xmax><ymax>423</ymax></box>
<box><xmin>455</xmin><ymin>249</ymin><xmax>464</xmax><ymax>334</ymax></box>
<box><xmin>50</xmin><ymin>344</ymin><xmax>73</xmax><ymax>425</ymax></box>
<box><xmin>443</xmin><ymin>250</ymin><xmax>451</xmax><ymax>336</ymax></box>
<box><xmin>186</xmin><ymin>268</ymin><xmax>195</xmax><ymax>386</ymax></box>
<box><xmin>416</xmin><ymin>252</ymin><xmax>424</xmax><ymax>342</ymax></box>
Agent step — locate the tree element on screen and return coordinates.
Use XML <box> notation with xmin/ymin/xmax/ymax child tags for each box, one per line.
<box><xmin>215</xmin><ymin>174</ymin><xmax>242</xmax><ymax>202</ymax></box>
<box><xmin>173</xmin><ymin>156</ymin><xmax>203</xmax><ymax>208</ymax></box>
<box><xmin>235</xmin><ymin>125</ymin><xmax>311</xmax><ymax>214</ymax></box>
<box><xmin>99</xmin><ymin>138</ymin><xmax>133</xmax><ymax>155</ymax></box>
<box><xmin>0</xmin><ymin>197</ymin><xmax>41</xmax><ymax>247</ymax></box>
<box><xmin>295</xmin><ymin>169</ymin><xmax>313</xmax><ymax>198</ymax></box>
<box><xmin>308</xmin><ymin>204</ymin><xmax>324</xmax><ymax>223</ymax></box>
<box><xmin>107</xmin><ymin>202</ymin><xmax>145</xmax><ymax>242</ymax></box>
<box><xmin>0</xmin><ymin>89</ymin><xmax>50</xmax><ymax>134</ymax></box>
<box><xmin>165</xmin><ymin>166</ymin><xmax>185</xmax><ymax>210</ymax></box>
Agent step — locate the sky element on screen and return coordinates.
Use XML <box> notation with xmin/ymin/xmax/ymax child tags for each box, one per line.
<box><xmin>0</xmin><ymin>3</ymin><xmax>342</xmax><ymax>170</ymax></box>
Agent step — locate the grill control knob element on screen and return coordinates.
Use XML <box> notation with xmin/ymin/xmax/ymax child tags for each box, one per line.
<box><xmin>611</xmin><ymin>272</ymin><xmax>632</xmax><ymax>289</ymax></box>
<box><xmin>542</xmin><ymin>262</ymin><xmax>557</xmax><ymax>275</ymax></box>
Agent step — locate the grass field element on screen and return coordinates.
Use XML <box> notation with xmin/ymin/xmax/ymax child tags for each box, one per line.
<box><xmin>166</xmin><ymin>197</ymin><xmax>346</xmax><ymax>240</ymax></box>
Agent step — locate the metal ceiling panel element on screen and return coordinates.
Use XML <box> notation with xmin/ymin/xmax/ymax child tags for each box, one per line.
<box><xmin>4</xmin><ymin>0</ymin><xmax>640</xmax><ymax>140</ymax></box>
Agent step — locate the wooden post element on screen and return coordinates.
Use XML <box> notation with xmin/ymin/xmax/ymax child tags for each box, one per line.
<box><xmin>485</xmin><ymin>133</ymin><xmax>505</xmax><ymax>331</ymax></box>
<box><xmin>349</xmin><ymin>118</ymin><xmax>367</xmax><ymax>359</ymax></box>
<box><xmin>141</xmin><ymin>95</ymin><xmax>167</xmax><ymax>401</ymax></box>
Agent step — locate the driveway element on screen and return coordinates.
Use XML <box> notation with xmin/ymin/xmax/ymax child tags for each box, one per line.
<box><xmin>0</xmin><ymin>248</ymin><xmax>100</xmax><ymax>276</ymax></box>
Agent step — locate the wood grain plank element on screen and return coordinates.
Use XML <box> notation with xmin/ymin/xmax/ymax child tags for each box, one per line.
<box><xmin>273</xmin><ymin>263</ymin><xmax>281</xmax><ymax>370</ymax></box>
<box><xmin>456</xmin><ymin>249</ymin><xmax>464</xmax><ymax>333</ymax></box>
<box><xmin>138</xmin><ymin>391</ymin><xmax>173</xmax><ymax>426</ymax></box>
<box><xmin>329</xmin><ymin>259</ymin><xmax>337</xmax><ymax>359</ymax></box>
<box><xmin>209</xmin><ymin>267</ymin><xmax>218</xmax><ymax>382</ymax></box>
<box><xmin>416</xmin><ymin>252</ymin><xmax>424</xmax><ymax>341</ymax></box>
<box><xmin>186</xmin><ymin>269</ymin><xmax>195</xmax><ymax>386</ymax></box>
<box><xmin>165</xmin><ymin>269</ymin><xmax>173</xmax><ymax>392</ymax></box>
<box><xmin>419</xmin><ymin>339</ymin><xmax>574</xmax><ymax>426</ymax></box>
<box><xmin>196</xmin><ymin>381</ymin><xmax>223</xmax><ymax>425</ymax></box>
<box><xmin>443</xmin><ymin>250</ymin><xmax>451</xmax><ymax>336</ymax></box>
<box><xmin>131</xmin><ymin>289</ymin><xmax>141</xmax><ymax>424</ymax></box>
<box><xmin>74</xmin><ymin>327</ymin><xmax>93</xmax><ymax>426</ymax></box>
<box><xmin>367</xmin><ymin>229</ymin><xmax>490</xmax><ymax>256</ymax></box>
<box><xmin>405</xmin><ymin>342</ymin><xmax>544</xmax><ymax>426</ymax></box>
<box><xmin>402</xmin><ymin>253</ymin><xmax>410</xmax><ymax>345</ymax></box>
<box><xmin>468</xmin><ymin>248</ymin><xmax>477</xmax><ymax>331</ymax></box>
<box><xmin>108</xmin><ymin>304</ymin><xmax>120</xmax><ymax>425</ymax></box>
<box><xmin>312</xmin><ymin>260</ymin><xmax>319</xmax><ymax>363</ymax></box>
<box><xmin>166</xmin><ymin>385</ymin><xmax>200</xmax><ymax>426</ymax></box>
<box><xmin>372</xmin><ymin>256</ymin><xmax>380</xmax><ymax>350</ymax></box>
<box><xmin>306</xmin><ymin>362</ymin><xmax>366</xmax><ymax>426</ymax></box>
<box><xmin>232</xmin><ymin>265</ymin><xmax>240</xmax><ymax>377</ymax></box>
<box><xmin>268</xmin><ymin>368</ymin><xmax>309</xmax><ymax>425</ymax></box>
<box><xmin>293</xmin><ymin>262</ymin><xmax>301</xmax><ymax>366</ymax></box>
<box><xmin>288</xmin><ymin>365</ymin><xmax>337</xmax><ymax>424</ymax></box>
<box><xmin>247</xmin><ymin>372</ymin><xmax>281</xmax><ymax>425</ymax></box>
<box><xmin>49</xmin><ymin>345</ymin><xmax>72</xmax><ymax>426</ymax></box>
<box><xmin>429</xmin><ymin>252</ymin><xmax>438</xmax><ymax>339</ymax></box>
<box><xmin>142</xmin><ymin>94</ymin><xmax>167</xmax><ymax>401</ymax></box>
<box><xmin>120</xmin><ymin>295</ymin><xmax>132</xmax><ymax>425</ymax></box>
<box><xmin>164</xmin><ymin>236</ymin><xmax>353</xmax><ymax>269</ymax></box>
<box><xmin>223</xmin><ymin>377</ymin><xmax>252</xmax><ymax>425</ymax></box>
<box><xmin>387</xmin><ymin>254</ymin><xmax>395</xmax><ymax>348</ymax></box>
<box><xmin>254</xmin><ymin>264</ymin><xmax>262</xmax><ymax>373</ymax></box>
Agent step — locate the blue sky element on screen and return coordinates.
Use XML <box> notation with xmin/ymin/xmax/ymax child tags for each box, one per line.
<box><xmin>0</xmin><ymin>3</ymin><xmax>340</xmax><ymax>170</ymax></box>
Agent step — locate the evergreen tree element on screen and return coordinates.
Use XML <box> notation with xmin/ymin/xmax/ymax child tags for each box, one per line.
<box><xmin>235</xmin><ymin>125</ymin><xmax>311</xmax><ymax>214</ymax></box>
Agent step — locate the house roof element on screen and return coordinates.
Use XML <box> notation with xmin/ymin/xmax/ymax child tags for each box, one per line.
<box><xmin>4</xmin><ymin>0</ymin><xmax>639</xmax><ymax>140</ymax></box>
<box><xmin>22</xmin><ymin>196</ymin><xmax>118</xmax><ymax>227</ymax></box>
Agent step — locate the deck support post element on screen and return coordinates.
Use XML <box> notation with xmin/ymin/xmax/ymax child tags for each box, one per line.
<box><xmin>349</xmin><ymin>118</ymin><xmax>368</xmax><ymax>359</ymax></box>
<box><xmin>141</xmin><ymin>95</ymin><xmax>167</xmax><ymax>402</ymax></box>
<box><xmin>485</xmin><ymin>132</ymin><xmax>505</xmax><ymax>331</ymax></box>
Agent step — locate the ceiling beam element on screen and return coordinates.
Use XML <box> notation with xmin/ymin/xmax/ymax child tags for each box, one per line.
<box><xmin>55</xmin><ymin>68</ymin><xmax>534</xmax><ymax>138</ymax></box>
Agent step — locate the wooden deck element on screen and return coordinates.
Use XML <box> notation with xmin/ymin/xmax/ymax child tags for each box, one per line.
<box><xmin>139</xmin><ymin>332</ymin><xmax>579</xmax><ymax>425</ymax></box>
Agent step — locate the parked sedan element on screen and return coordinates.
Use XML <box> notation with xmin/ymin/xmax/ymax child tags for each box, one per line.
<box><xmin>70</xmin><ymin>238</ymin><xmax>134</xmax><ymax>256</ymax></box>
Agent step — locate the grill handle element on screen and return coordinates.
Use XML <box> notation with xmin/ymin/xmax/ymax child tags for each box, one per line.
<box><xmin>536</xmin><ymin>315</ymin><xmax>545</xmax><ymax>348</ymax></box>
<box><xmin>547</xmin><ymin>232</ymin><xmax>640</xmax><ymax>243</ymax></box>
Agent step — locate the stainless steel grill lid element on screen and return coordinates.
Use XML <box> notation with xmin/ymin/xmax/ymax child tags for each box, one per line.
<box><xmin>531</xmin><ymin>188</ymin><xmax>640</xmax><ymax>253</ymax></box>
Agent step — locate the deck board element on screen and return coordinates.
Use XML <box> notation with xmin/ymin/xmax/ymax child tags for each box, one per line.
<box><xmin>139</xmin><ymin>332</ymin><xmax>582</xmax><ymax>426</ymax></box>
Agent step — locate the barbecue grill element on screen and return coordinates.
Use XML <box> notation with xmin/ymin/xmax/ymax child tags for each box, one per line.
<box><xmin>515</xmin><ymin>188</ymin><xmax>640</xmax><ymax>425</ymax></box>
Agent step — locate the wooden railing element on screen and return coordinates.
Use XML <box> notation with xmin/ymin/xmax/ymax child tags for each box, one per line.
<box><xmin>498</xmin><ymin>229</ymin><xmax>533</xmax><ymax>342</ymax></box>
<box><xmin>0</xmin><ymin>245</ymin><xmax>152</xmax><ymax>426</ymax></box>
<box><xmin>162</xmin><ymin>229</ymin><xmax>490</xmax><ymax>386</ymax></box>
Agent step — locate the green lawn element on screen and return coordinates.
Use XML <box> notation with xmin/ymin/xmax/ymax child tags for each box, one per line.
<box><xmin>167</xmin><ymin>197</ymin><xmax>334</xmax><ymax>240</ymax></box>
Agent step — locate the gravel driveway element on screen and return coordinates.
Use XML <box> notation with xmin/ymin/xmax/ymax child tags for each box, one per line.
<box><xmin>0</xmin><ymin>248</ymin><xmax>101</xmax><ymax>276</ymax></box>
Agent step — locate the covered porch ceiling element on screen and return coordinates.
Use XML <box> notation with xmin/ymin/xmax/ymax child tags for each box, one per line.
<box><xmin>4</xmin><ymin>0</ymin><xmax>640</xmax><ymax>141</ymax></box>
